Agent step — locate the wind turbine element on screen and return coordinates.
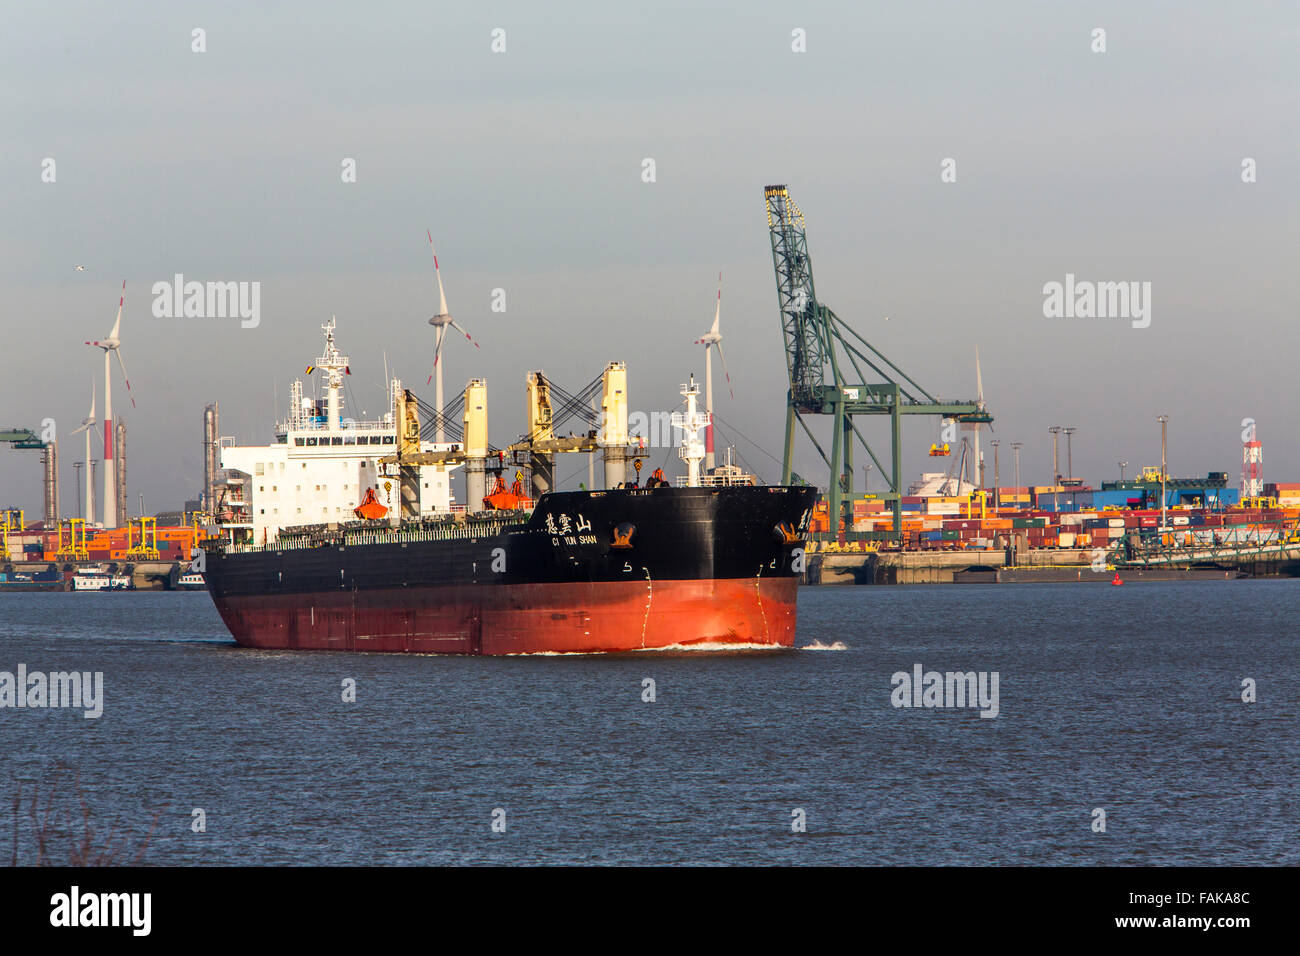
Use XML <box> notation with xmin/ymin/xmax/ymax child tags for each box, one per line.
<box><xmin>424</xmin><ymin>232</ymin><xmax>479</xmax><ymax>444</ymax></box>
<box><xmin>694</xmin><ymin>271</ymin><xmax>733</xmax><ymax>472</ymax></box>
<box><xmin>70</xmin><ymin>382</ymin><xmax>98</xmax><ymax>525</ymax></box>
<box><xmin>84</xmin><ymin>280</ymin><xmax>136</xmax><ymax>528</ymax></box>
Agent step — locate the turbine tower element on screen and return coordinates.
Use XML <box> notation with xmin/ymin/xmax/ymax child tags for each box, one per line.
<box><xmin>424</xmin><ymin>232</ymin><xmax>479</xmax><ymax>444</ymax></box>
<box><xmin>693</xmin><ymin>271</ymin><xmax>732</xmax><ymax>472</ymax></box>
<box><xmin>961</xmin><ymin>347</ymin><xmax>989</xmax><ymax>490</ymax></box>
<box><xmin>70</xmin><ymin>382</ymin><xmax>97</xmax><ymax>525</ymax></box>
<box><xmin>84</xmin><ymin>281</ymin><xmax>135</xmax><ymax>528</ymax></box>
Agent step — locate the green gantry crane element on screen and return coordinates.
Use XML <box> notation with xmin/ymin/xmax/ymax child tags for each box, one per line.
<box><xmin>0</xmin><ymin>427</ymin><xmax>47</xmax><ymax>450</ymax></box>
<box><xmin>764</xmin><ymin>185</ymin><xmax>991</xmax><ymax>541</ymax></box>
<box><xmin>2</xmin><ymin>427</ymin><xmax>57</xmax><ymax>526</ymax></box>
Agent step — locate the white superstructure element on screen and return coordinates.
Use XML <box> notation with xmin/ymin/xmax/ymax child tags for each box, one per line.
<box><xmin>907</xmin><ymin>471</ymin><xmax>975</xmax><ymax>497</ymax></box>
<box><xmin>73</xmin><ymin>565</ymin><xmax>132</xmax><ymax>591</ymax></box>
<box><xmin>216</xmin><ymin>319</ymin><xmax>461</xmax><ymax>545</ymax></box>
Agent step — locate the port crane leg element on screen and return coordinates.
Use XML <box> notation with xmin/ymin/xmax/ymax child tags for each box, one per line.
<box><xmin>890</xmin><ymin>388</ymin><xmax>903</xmax><ymax>540</ymax></box>
<box><xmin>782</xmin><ymin>399</ymin><xmax>796</xmax><ymax>485</ymax></box>
<box><xmin>829</xmin><ymin>400</ymin><xmax>844</xmax><ymax>539</ymax></box>
<box><xmin>842</xmin><ymin>412</ymin><xmax>854</xmax><ymax>514</ymax></box>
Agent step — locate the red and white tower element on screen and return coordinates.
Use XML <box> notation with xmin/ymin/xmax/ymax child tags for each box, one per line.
<box><xmin>1242</xmin><ymin>422</ymin><xmax>1262</xmax><ymax>498</ymax></box>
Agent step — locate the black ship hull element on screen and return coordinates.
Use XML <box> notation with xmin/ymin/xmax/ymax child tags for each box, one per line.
<box><xmin>204</xmin><ymin>485</ymin><xmax>816</xmax><ymax>654</ymax></box>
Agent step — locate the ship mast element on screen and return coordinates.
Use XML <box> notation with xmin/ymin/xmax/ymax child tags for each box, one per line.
<box><xmin>671</xmin><ymin>376</ymin><xmax>709</xmax><ymax>487</ymax></box>
<box><xmin>315</xmin><ymin>317</ymin><xmax>350</xmax><ymax>430</ymax></box>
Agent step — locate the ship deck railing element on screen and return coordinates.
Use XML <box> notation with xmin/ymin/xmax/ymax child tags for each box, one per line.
<box><xmin>221</xmin><ymin>518</ymin><xmax>528</xmax><ymax>554</ymax></box>
<box><xmin>674</xmin><ymin>474</ymin><xmax>758</xmax><ymax>487</ymax></box>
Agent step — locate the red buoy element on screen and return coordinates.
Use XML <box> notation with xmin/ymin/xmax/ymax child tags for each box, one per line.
<box><xmin>1111</xmin><ymin>572</ymin><xmax>1124</xmax><ymax>586</ymax></box>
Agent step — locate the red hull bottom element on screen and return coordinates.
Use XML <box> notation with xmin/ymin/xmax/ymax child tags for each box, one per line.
<box><xmin>212</xmin><ymin>578</ymin><xmax>799</xmax><ymax>654</ymax></box>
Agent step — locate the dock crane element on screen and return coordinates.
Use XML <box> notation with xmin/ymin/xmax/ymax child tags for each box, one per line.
<box><xmin>1</xmin><ymin>427</ymin><xmax>58</xmax><ymax>526</ymax></box>
<box><xmin>764</xmin><ymin>185</ymin><xmax>991</xmax><ymax>541</ymax></box>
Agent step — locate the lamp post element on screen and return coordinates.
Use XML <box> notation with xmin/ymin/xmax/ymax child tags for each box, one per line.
<box><xmin>1011</xmin><ymin>442</ymin><xmax>1023</xmax><ymax>504</ymax></box>
<box><xmin>1157</xmin><ymin>415</ymin><xmax>1169</xmax><ymax>534</ymax></box>
<box><xmin>73</xmin><ymin>461</ymin><xmax>83</xmax><ymax>519</ymax></box>
<box><xmin>1048</xmin><ymin>426</ymin><xmax>1062</xmax><ymax>512</ymax></box>
<box><xmin>1119</xmin><ymin>460</ymin><xmax>1127</xmax><ymax>482</ymax></box>
<box><xmin>1063</xmin><ymin>426</ymin><xmax>1076</xmax><ymax>480</ymax></box>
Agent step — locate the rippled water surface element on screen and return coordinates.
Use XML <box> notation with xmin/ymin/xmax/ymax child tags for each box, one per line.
<box><xmin>2</xmin><ymin>580</ymin><xmax>1294</xmax><ymax>865</ymax></box>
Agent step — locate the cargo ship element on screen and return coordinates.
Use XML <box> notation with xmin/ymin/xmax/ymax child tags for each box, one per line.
<box><xmin>202</xmin><ymin>321</ymin><xmax>815</xmax><ymax>654</ymax></box>
<box><xmin>204</xmin><ymin>483</ymin><xmax>814</xmax><ymax>653</ymax></box>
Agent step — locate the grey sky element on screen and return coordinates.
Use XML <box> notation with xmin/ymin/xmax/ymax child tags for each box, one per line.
<box><xmin>2</xmin><ymin>1</ymin><xmax>1296</xmax><ymax>516</ymax></box>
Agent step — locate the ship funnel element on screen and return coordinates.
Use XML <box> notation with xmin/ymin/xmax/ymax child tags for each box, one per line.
<box><xmin>463</xmin><ymin>378</ymin><xmax>489</xmax><ymax>511</ymax></box>
<box><xmin>600</xmin><ymin>361</ymin><xmax>628</xmax><ymax>489</ymax></box>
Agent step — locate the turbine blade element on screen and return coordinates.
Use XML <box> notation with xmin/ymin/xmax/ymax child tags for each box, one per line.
<box><xmin>449</xmin><ymin>319</ymin><xmax>479</xmax><ymax>349</ymax></box>
<box><xmin>716</xmin><ymin>343</ymin><xmax>735</xmax><ymax>399</ymax></box>
<box><xmin>975</xmin><ymin>346</ymin><xmax>983</xmax><ymax>403</ymax></box>
<box><xmin>428</xmin><ymin>232</ymin><xmax>449</xmax><ymax>315</ymax></box>
<box><xmin>109</xmin><ymin>280</ymin><xmax>125</xmax><ymax>339</ymax></box>
<box><xmin>115</xmin><ymin>349</ymin><xmax>136</xmax><ymax>408</ymax></box>
<box><xmin>711</xmin><ymin>271</ymin><xmax>722</xmax><ymax>335</ymax></box>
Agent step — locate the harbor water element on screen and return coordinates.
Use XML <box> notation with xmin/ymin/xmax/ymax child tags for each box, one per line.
<box><xmin>2</xmin><ymin>581</ymin><xmax>1295</xmax><ymax>865</ymax></box>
